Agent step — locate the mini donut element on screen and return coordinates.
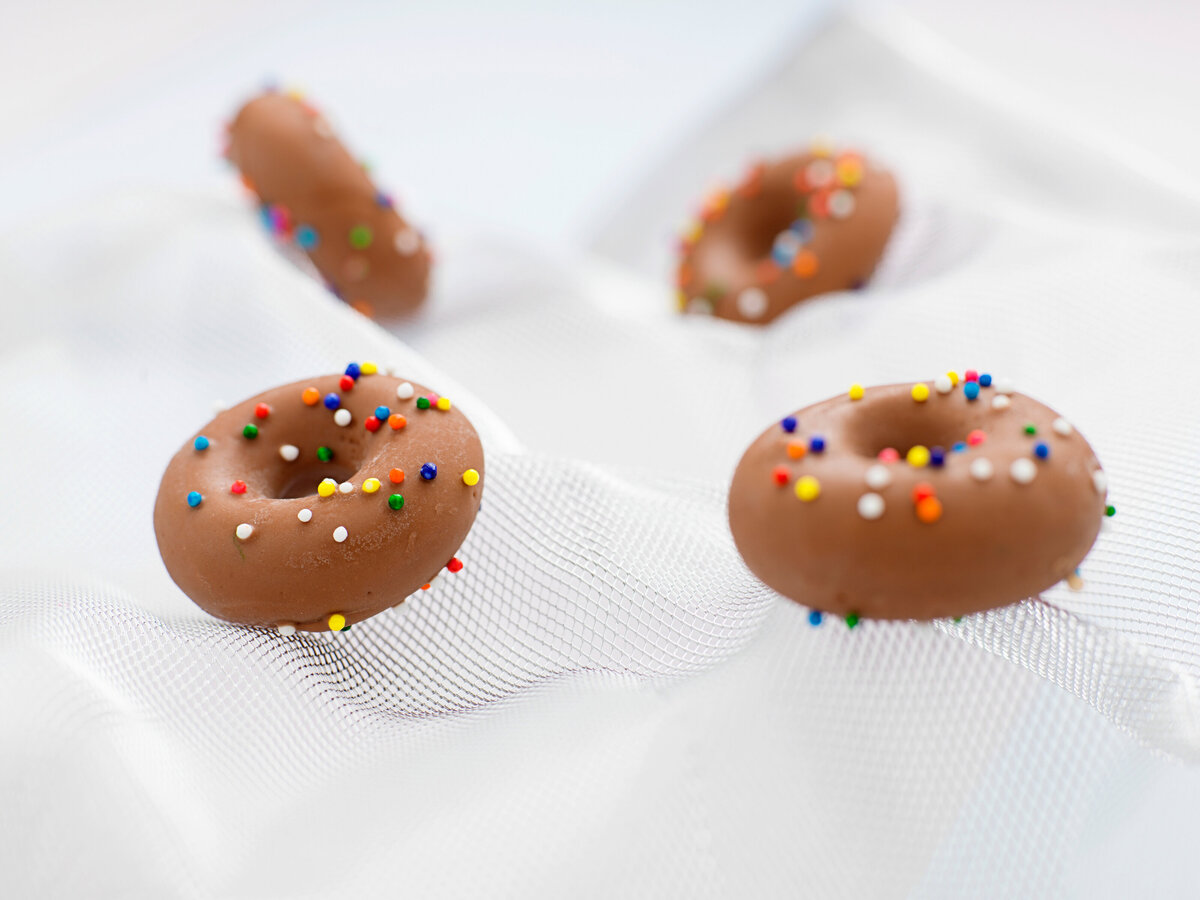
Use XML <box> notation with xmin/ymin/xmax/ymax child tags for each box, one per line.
<box><xmin>728</xmin><ymin>373</ymin><xmax>1111</xmax><ymax>620</ymax></box>
<box><xmin>677</xmin><ymin>142</ymin><xmax>899</xmax><ymax>324</ymax></box>
<box><xmin>153</xmin><ymin>364</ymin><xmax>483</xmax><ymax>632</ymax></box>
<box><xmin>225</xmin><ymin>90</ymin><xmax>433</xmax><ymax>319</ymax></box>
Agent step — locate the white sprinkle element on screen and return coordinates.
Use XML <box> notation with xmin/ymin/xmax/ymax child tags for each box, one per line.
<box><xmin>235</xmin><ymin>523</ymin><xmax>254</xmax><ymax>540</ymax></box>
<box><xmin>864</xmin><ymin>464</ymin><xmax>892</xmax><ymax>490</ymax></box>
<box><xmin>686</xmin><ymin>297</ymin><xmax>714</xmax><ymax>316</ymax></box>
<box><xmin>396</xmin><ymin>381</ymin><xmax>415</xmax><ymax>400</ymax></box>
<box><xmin>857</xmin><ymin>492</ymin><xmax>885</xmax><ymax>520</ymax></box>
<box><xmin>394</xmin><ymin>228</ymin><xmax>421</xmax><ymax>255</ymax></box>
<box><xmin>772</xmin><ymin>230</ymin><xmax>803</xmax><ymax>260</ymax></box>
<box><xmin>969</xmin><ymin>458</ymin><xmax>994</xmax><ymax>481</ymax></box>
<box><xmin>338</xmin><ymin>481</ymin><xmax>354</xmax><ymax>494</ymax></box>
<box><xmin>212</xmin><ymin>400</ymin><xmax>228</xmax><ymax>414</ymax></box>
<box><xmin>277</xmin><ymin>624</ymin><xmax>297</xmax><ymax>636</ymax></box>
<box><xmin>991</xmin><ymin>395</ymin><xmax>1011</xmax><ymax>410</ymax></box>
<box><xmin>995</xmin><ymin>378</ymin><xmax>1015</xmax><ymax>395</ymax></box>
<box><xmin>805</xmin><ymin>158</ymin><xmax>835</xmax><ymax>188</ymax></box>
<box><xmin>1052</xmin><ymin>417</ymin><xmax>1073</xmax><ymax>436</ymax></box>
<box><xmin>1010</xmin><ymin>458</ymin><xmax>1037</xmax><ymax>484</ymax></box>
<box><xmin>736</xmin><ymin>287</ymin><xmax>769</xmax><ymax>319</ymax></box>
<box><xmin>279</xmin><ymin>444</ymin><xmax>300</xmax><ymax>462</ymax></box>
<box><xmin>297</xmin><ymin>508</ymin><xmax>312</xmax><ymax>523</ymax></box>
<box><xmin>334</xmin><ymin>408</ymin><xmax>352</xmax><ymax>427</ymax></box>
<box><xmin>333</xmin><ymin>526</ymin><xmax>348</xmax><ymax>543</ymax></box>
<box><xmin>1093</xmin><ymin>470</ymin><xmax>1108</xmax><ymax>494</ymax></box>
<box><xmin>828</xmin><ymin>189</ymin><xmax>856</xmax><ymax>219</ymax></box>
<box><xmin>934</xmin><ymin>374</ymin><xmax>953</xmax><ymax>395</ymax></box>
<box><xmin>313</xmin><ymin>118</ymin><xmax>334</xmax><ymax>139</ymax></box>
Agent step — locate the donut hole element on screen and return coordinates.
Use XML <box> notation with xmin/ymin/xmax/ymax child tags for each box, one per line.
<box><xmin>735</xmin><ymin>190</ymin><xmax>806</xmax><ymax>261</ymax></box>
<box><xmin>845</xmin><ymin>396</ymin><xmax>967</xmax><ymax>459</ymax></box>
<box><xmin>272</xmin><ymin>462</ymin><xmax>358</xmax><ymax>499</ymax></box>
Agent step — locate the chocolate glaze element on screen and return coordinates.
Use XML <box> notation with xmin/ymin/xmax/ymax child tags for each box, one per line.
<box><xmin>678</xmin><ymin>146</ymin><xmax>899</xmax><ymax>324</ymax></box>
<box><xmin>154</xmin><ymin>372</ymin><xmax>483</xmax><ymax>631</ymax></box>
<box><xmin>728</xmin><ymin>380</ymin><xmax>1107</xmax><ymax>619</ymax></box>
<box><xmin>226</xmin><ymin>92</ymin><xmax>432</xmax><ymax>318</ymax></box>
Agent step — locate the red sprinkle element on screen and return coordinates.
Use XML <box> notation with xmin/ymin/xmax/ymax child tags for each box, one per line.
<box><xmin>231</xmin><ymin>480</ymin><xmax>247</xmax><ymax>494</ymax></box>
<box><xmin>364</xmin><ymin>415</ymin><xmax>381</xmax><ymax>432</ymax></box>
<box><xmin>772</xmin><ymin>465</ymin><xmax>790</xmax><ymax>486</ymax></box>
<box><xmin>911</xmin><ymin>482</ymin><xmax>936</xmax><ymax>504</ymax></box>
<box><xmin>254</xmin><ymin>403</ymin><xmax>271</xmax><ymax>419</ymax></box>
<box><xmin>967</xmin><ymin>429</ymin><xmax>986</xmax><ymax>446</ymax></box>
<box><xmin>878</xmin><ymin>447</ymin><xmax>900</xmax><ymax>463</ymax></box>
<box><xmin>447</xmin><ymin>557</ymin><xmax>463</xmax><ymax>573</ymax></box>
<box><xmin>339</xmin><ymin>375</ymin><xmax>355</xmax><ymax>391</ymax></box>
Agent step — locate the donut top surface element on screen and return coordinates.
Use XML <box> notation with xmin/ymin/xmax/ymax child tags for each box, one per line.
<box><xmin>728</xmin><ymin>373</ymin><xmax>1111</xmax><ymax>620</ymax></box>
<box><xmin>677</xmin><ymin>141</ymin><xmax>899</xmax><ymax>324</ymax></box>
<box><xmin>225</xmin><ymin>90</ymin><xmax>432</xmax><ymax>318</ymax></box>
<box><xmin>153</xmin><ymin>363</ymin><xmax>483</xmax><ymax>632</ymax></box>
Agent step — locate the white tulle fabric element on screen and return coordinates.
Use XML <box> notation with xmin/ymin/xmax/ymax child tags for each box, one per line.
<box><xmin>3</xmin><ymin>13</ymin><xmax>1200</xmax><ymax>899</ymax></box>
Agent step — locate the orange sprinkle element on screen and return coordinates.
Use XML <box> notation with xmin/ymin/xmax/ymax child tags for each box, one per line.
<box><xmin>389</xmin><ymin>468</ymin><xmax>405</xmax><ymax>484</ymax></box>
<box><xmin>388</xmin><ymin>413</ymin><xmax>407</xmax><ymax>430</ymax></box>
<box><xmin>809</xmin><ymin>190</ymin><xmax>831</xmax><ymax>219</ymax></box>
<box><xmin>792</xmin><ymin>169</ymin><xmax>809</xmax><ymax>193</ymax></box>
<box><xmin>677</xmin><ymin>263</ymin><xmax>692</xmax><ymax>289</ymax></box>
<box><xmin>301</xmin><ymin>387</ymin><xmax>320</xmax><ymax>406</ymax></box>
<box><xmin>911</xmin><ymin>482</ymin><xmax>936</xmax><ymax>504</ymax></box>
<box><xmin>757</xmin><ymin>260</ymin><xmax>783</xmax><ymax>285</ymax></box>
<box><xmin>916</xmin><ymin>496</ymin><xmax>943</xmax><ymax>524</ymax></box>
<box><xmin>787</xmin><ymin>440</ymin><xmax>807</xmax><ymax>460</ymax></box>
<box><xmin>351</xmin><ymin>299</ymin><xmax>375</xmax><ymax>318</ymax></box>
<box><xmin>792</xmin><ymin>250</ymin><xmax>819</xmax><ymax>279</ymax></box>
<box><xmin>421</xmin><ymin>583</ymin><xmax>431</xmax><ymax>591</ymax></box>
<box><xmin>239</xmin><ymin>172</ymin><xmax>256</xmax><ymax>194</ymax></box>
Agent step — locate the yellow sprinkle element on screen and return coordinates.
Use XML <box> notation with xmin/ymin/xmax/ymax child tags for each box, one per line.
<box><xmin>328</xmin><ymin>613</ymin><xmax>346</xmax><ymax>631</ymax></box>
<box><xmin>676</xmin><ymin>290</ymin><xmax>688</xmax><ymax>311</ymax></box>
<box><xmin>362</xmin><ymin>477</ymin><xmax>381</xmax><ymax>494</ymax></box>
<box><xmin>810</xmin><ymin>137</ymin><xmax>834</xmax><ymax>158</ymax></box>
<box><xmin>836</xmin><ymin>157</ymin><xmax>863</xmax><ymax>187</ymax></box>
<box><xmin>436</xmin><ymin>397</ymin><xmax>451</xmax><ymax>411</ymax></box>
<box><xmin>1066</xmin><ymin>573</ymin><xmax>1084</xmax><ymax>591</ymax></box>
<box><xmin>849</xmin><ymin>384</ymin><xmax>864</xmax><ymax>401</ymax></box>
<box><xmin>947</xmin><ymin>371</ymin><xmax>959</xmax><ymax>387</ymax></box>
<box><xmin>317</xmin><ymin>478</ymin><xmax>337</xmax><ymax>498</ymax></box>
<box><xmin>794</xmin><ymin>475</ymin><xmax>821</xmax><ymax>502</ymax></box>
<box><xmin>360</xmin><ymin>361</ymin><xmax>378</xmax><ymax>375</ymax></box>
<box><xmin>911</xmin><ymin>383</ymin><xmax>930</xmax><ymax>402</ymax></box>
<box><xmin>907</xmin><ymin>445</ymin><xmax>931</xmax><ymax>467</ymax></box>
<box><xmin>285</xmin><ymin>88</ymin><xmax>305</xmax><ymax>101</ymax></box>
<box><xmin>683</xmin><ymin>221</ymin><xmax>703</xmax><ymax>244</ymax></box>
<box><xmin>462</xmin><ymin>468</ymin><xmax>480</xmax><ymax>486</ymax></box>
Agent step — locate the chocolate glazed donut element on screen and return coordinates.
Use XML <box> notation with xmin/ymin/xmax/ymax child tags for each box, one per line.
<box><xmin>154</xmin><ymin>365</ymin><xmax>483</xmax><ymax>632</ymax></box>
<box><xmin>677</xmin><ymin>143</ymin><xmax>899</xmax><ymax>324</ymax></box>
<box><xmin>728</xmin><ymin>373</ymin><xmax>1111</xmax><ymax>620</ymax></box>
<box><xmin>225</xmin><ymin>91</ymin><xmax>432</xmax><ymax>319</ymax></box>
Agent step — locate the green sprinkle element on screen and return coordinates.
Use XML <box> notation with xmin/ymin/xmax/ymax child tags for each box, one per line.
<box><xmin>242</xmin><ymin>424</ymin><xmax>259</xmax><ymax>439</ymax></box>
<box><xmin>416</xmin><ymin>397</ymin><xmax>431</xmax><ymax>410</ymax></box>
<box><xmin>953</xmin><ymin>616</ymin><xmax>963</xmax><ymax>624</ymax></box>
<box><xmin>317</xmin><ymin>446</ymin><xmax>333</xmax><ymax>462</ymax></box>
<box><xmin>702</xmin><ymin>282</ymin><xmax>727</xmax><ymax>302</ymax></box>
<box><xmin>349</xmin><ymin>224</ymin><xmax>373</xmax><ymax>249</ymax></box>
<box><xmin>1106</xmin><ymin>504</ymin><xmax>1116</xmax><ymax>517</ymax></box>
<box><xmin>844</xmin><ymin>612</ymin><xmax>860</xmax><ymax>629</ymax></box>
<box><xmin>388</xmin><ymin>493</ymin><xmax>405</xmax><ymax>511</ymax></box>
<box><xmin>1023</xmin><ymin>423</ymin><xmax>1037</xmax><ymax>435</ymax></box>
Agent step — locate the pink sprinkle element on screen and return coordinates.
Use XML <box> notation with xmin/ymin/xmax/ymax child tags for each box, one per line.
<box><xmin>964</xmin><ymin>369</ymin><xmax>979</xmax><ymax>383</ymax></box>
<box><xmin>878</xmin><ymin>447</ymin><xmax>900</xmax><ymax>463</ymax></box>
<box><xmin>269</xmin><ymin>205</ymin><xmax>291</xmax><ymax>236</ymax></box>
<box><xmin>967</xmin><ymin>429</ymin><xmax>986</xmax><ymax>446</ymax></box>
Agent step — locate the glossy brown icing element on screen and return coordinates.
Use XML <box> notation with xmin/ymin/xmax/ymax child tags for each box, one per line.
<box><xmin>728</xmin><ymin>376</ymin><xmax>1108</xmax><ymax>619</ymax></box>
<box><xmin>677</xmin><ymin>144</ymin><xmax>899</xmax><ymax>324</ymax></box>
<box><xmin>154</xmin><ymin>369</ymin><xmax>483</xmax><ymax>632</ymax></box>
<box><xmin>226</xmin><ymin>91</ymin><xmax>432</xmax><ymax>318</ymax></box>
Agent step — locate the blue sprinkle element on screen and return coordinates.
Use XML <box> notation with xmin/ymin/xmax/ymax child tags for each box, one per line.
<box><xmin>771</xmin><ymin>246</ymin><xmax>795</xmax><ymax>267</ymax></box>
<box><xmin>186</xmin><ymin>491</ymin><xmax>203</xmax><ymax>508</ymax></box>
<box><xmin>420</xmin><ymin>463</ymin><xmax>438</xmax><ymax>481</ymax></box>
<box><xmin>781</xmin><ymin>416</ymin><xmax>798</xmax><ymax>434</ymax></box>
<box><xmin>323</xmin><ymin>393</ymin><xmax>341</xmax><ymax>410</ymax></box>
<box><xmin>808</xmin><ymin>609</ymin><xmax>824</xmax><ymax>626</ymax></box>
<box><xmin>1034</xmin><ymin>442</ymin><xmax>1050</xmax><ymax>460</ymax></box>
<box><xmin>809</xmin><ymin>435</ymin><xmax>826</xmax><ymax>453</ymax></box>
<box><xmin>258</xmin><ymin>205</ymin><xmax>273</xmax><ymax>231</ymax></box>
<box><xmin>374</xmin><ymin>405</ymin><xmax>390</xmax><ymax>420</ymax></box>
<box><xmin>952</xmin><ymin>441</ymin><xmax>968</xmax><ymax>453</ymax></box>
<box><xmin>930</xmin><ymin>446</ymin><xmax>946</xmax><ymax>467</ymax></box>
<box><xmin>194</xmin><ymin>435</ymin><xmax>210</xmax><ymax>451</ymax></box>
<box><xmin>344</xmin><ymin>362</ymin><xmax>361</xmax><ymax>380</ymax></box>
<box><xmin>964</xmin><ymin>382</ymin><xmax>980</xmax><ymax>401</ymax></box>
<box><xmin>295</xmin><ymin>225</ymin><xmax>318</xmax><ymax>250</ymax></box>
<box><xmin>979</xmin><ymin>373</ymin><xmax>993</xmax><ymax>387</ymax></box>
<box><xmin>788</xmin><ymin>219</ymin><xmax>815</xmax><ymax>243</ymax></box>
<box><xmin>375</xmin><ymin>191</ymin><xmax>393</xmax><ymax>209</ymax></box>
